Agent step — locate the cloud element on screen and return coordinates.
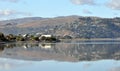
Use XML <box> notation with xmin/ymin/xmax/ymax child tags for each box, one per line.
<box><xmin>0</xmin><ymin>9</ymin><xmax>31</xmax><ymax>17</ymax></box>
<box><xmin>70</xmin><ymin>0</ymin><xmax>95</xmax><ymax>5</ymax></box>
<box><xmin>0</xmin><ymin>10</ymin><xmax>15</xmax><ymax>16</ymax></box>
<box><xmin>107</xmin><ymin>0</ymin><xmax>120</xmax><ymax>10</ymax></box>
<box><xmin>83</xmin><ymin>9</ymin><xmax>92</xmax><ymax>14</ymax></box>
<box><xmin>0</xmin><ymin>58</ymin><xmax>33</xmax><ymax>70</ymax></box>
<box><xmin>0</xmin><ymin>0</ymin><xmax>19</xmax><ymax>3</ymax></box>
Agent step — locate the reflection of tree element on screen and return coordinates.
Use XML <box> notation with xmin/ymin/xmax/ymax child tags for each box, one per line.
<box><xmin>0</xmin><ymin>43</ymin><xmax>17</xmax><ymax>52</ymax></box>
<box><xmin>0</xmin><ymin>44</ymin><xmax>5</xmax><ymax>51</ymax></box>
<box><xmin>5</xmin><ymin>44</ymin><xmax>16</xmax><ymax>48</ymax></box>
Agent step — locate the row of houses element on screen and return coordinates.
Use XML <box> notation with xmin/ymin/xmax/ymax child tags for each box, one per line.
<box><xmin>22</xmin><ymin>33</ymin><xmax>73</xmax><ymax>39</ymax></box>
<box><xmin>22</xmin><ymin>33</ymin><xmax>52</xmax><ymax>38</ymax></box>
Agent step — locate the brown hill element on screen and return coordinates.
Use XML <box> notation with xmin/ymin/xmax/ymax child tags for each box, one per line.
<box><xmin>0</xmin><ymin>17</ymin><xmax>44</xmax><ymax>28</ymax></box>
<box><xmin>17</xmin><ymin>16</ymin><xmax>80</xmax><ymax>28</ymax></box>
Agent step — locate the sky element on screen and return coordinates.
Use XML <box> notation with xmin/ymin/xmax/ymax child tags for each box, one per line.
<box><xmin>0</xmin><ymin>0</ymin><xmax>120</xmax><ymax>20</ymax></box>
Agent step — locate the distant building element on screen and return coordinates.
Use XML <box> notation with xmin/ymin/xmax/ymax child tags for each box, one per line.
<box><xmin>41</xmin><ymin>35</ymin><xmax>52</xmax><ymax>37</ymax></box>
<box><xmin>39</xmin><ymin>35</ymin><xmax>52</xmax><ymax>39</ymax></box>
<box><xmin>22</xmin><ymin>34</ymin><xmax>29</xmax><ymax>38</ymax></box>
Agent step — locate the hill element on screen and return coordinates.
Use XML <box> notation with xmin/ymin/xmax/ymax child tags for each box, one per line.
<box><xmin>0</xmin><ymin>16</ymin><xmax>120</xmax><ymax>38</ymax></box>
<box><xmin>0</xmin><ymin>17</ymin><xmax>45</xmax><ymax>28</ymax></box>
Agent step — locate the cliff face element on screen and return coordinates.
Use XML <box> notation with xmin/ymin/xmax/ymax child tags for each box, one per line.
<box><xmin>0</xmin><ymin>16</ymin><xmax>120</xmax><ymax>38</ymax></box>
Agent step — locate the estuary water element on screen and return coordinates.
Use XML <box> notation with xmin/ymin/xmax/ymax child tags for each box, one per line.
<box><xmin>0</xmin><ymin>40</ymin><xmax>120</xmax><ymax>71</ymax></box>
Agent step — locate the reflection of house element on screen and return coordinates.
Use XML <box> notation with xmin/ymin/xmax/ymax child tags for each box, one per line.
<box><xmin>22</xmin><ymin>44</ymin><xmax>31</xmax><ymax>49</ymax></box>
<box><xmin>23</xmin><ymin>45</ymin><xmax>28</xmax><ymax>49</ymax></box>
<box><xmin>39</xmin><ymin>43</ymin><xmax>52</xmax><ymax>49</ymax></box>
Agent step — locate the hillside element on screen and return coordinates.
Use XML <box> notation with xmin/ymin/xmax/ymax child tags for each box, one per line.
<box><xmin>17</xmin><ymin>16</ymin><xmax>80</xmax><ymax>28</ymax></box>
<box><xmin>0</xmin><ymin>17</ymin><xmax>45</xmax><ymax>28</ymax></box>
<box><xmin>0</xmin><ymin>16</ymin><xmax>120</xmax><ymax>38</ymax></box>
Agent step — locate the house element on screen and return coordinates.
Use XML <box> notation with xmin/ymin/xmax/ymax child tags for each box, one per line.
<box><xmin>22</xmin><ymin>34</ymin><xmax>29</xmax><ymax>38</ymax></box>
<box><xmin>41</xmin><ymin>35</ymin><xmax>52</xmax><ymax>37</ymax></box>
<box><xmin>39</xmin><ymin>35</ymin><xmax>52</xmax><ymax>39</ymax></box>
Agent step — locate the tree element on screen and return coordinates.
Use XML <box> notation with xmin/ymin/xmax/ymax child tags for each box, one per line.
<box><xmin>0</xmin><ymin>32</ymin><xmax>7</xmax><ymax>41</ymax></box>
<box><xmin>6</xmin><ymin>34</ymin><xmax>16</xmax><ymax>41</ymax></box>
<box><xmin>16</xmin><ymin>34</ymin><xmax>25</xmax><ymax>41</ymax></box>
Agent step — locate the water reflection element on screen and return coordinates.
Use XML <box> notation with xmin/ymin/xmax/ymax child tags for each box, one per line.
<box><xmin>0</xmin><ymin>58</ymin><xmax>120</xmax><ymax>71</ymax></box>
<box><xmin>0</xmin><ymin>58</ymin><xmax>33</xmax><ymax>71</ymax></box>
<box><xmin>0</xmin><ymin>41</ymin><xmax>120</xmax><ymax>61</ymax></box>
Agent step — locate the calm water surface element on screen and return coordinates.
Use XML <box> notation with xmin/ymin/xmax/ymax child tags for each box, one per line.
<box><xmin>0</xmin><ymin>40</ymin><xmax>120</xmax><ymax>71</ymax></box>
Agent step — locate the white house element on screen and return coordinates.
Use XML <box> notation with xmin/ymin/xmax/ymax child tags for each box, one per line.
<box><xmin>22</xmin><ymin>34</ymin><xmax>29</xmax><ymax>38</ymax></box>
<box><xmin>41</xmin><ymin>35</ymin><xmax>52</xmax><ymax>37</ymax></box>
<box><xmin>39</xmin><ymin>35</ymin><xmax>52</xmax><ymax>39</ymax></box>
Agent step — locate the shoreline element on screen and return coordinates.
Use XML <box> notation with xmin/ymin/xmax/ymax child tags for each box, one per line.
<box><xmin>1</xmin><ymin>38</ymin><xmax>120</xmax><ymax>44</ymax></box>
<box><xmin>60</xmin><ymin>38</ymin><xmax>120</xmax><ymax>41</ymax></box>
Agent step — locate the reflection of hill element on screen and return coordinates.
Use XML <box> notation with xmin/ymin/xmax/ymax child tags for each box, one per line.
<box><xmin>0</xmin><ymin>42</ymin><xmax>120</xmax><ymax>62</ymax></box>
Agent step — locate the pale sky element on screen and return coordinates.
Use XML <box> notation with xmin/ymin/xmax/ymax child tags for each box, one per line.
<box><xmin>0</xmin><ymin>0</ymin><xmax>120</xmax><ymax>20</ymax></box>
